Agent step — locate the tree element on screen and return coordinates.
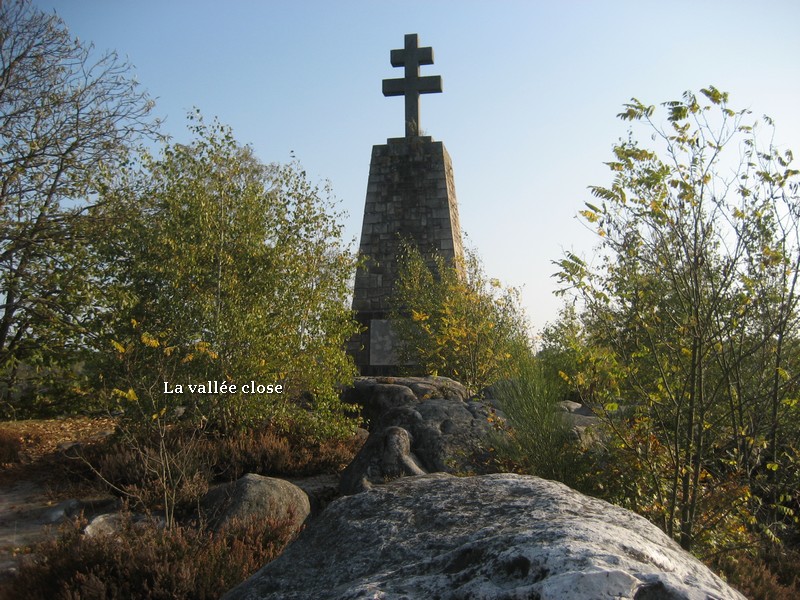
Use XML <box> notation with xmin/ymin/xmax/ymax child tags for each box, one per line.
<box><xmin>391</xmin><ymin>243</ymin><xmax>530</xmax><ymax>395</ymax></box>
<box><xmin>0</xmin><ymin>0</ymin><xmax>157</xmax><ymax>415</ymax></box>
<box><xmin>556</xmin><ymin>87</ymin><xmax>800</xmax><ymax>552</ymax></box>
<box><xmin>97</xmin><ymin>115</ymin><xmax>359</xmax><ymax>436</ymax></box>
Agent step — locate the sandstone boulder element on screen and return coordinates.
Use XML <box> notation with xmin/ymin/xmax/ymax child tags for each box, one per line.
<box><xmin>557</xmin><ymin>399</ymin><xmax>602</xmax><ymax>446</ymax></box>
<box><xmin>84</xmin><ymin>512</ymin><xmax>125</xmax><ymax>538</ymax></box>
<box><xmin>286</xmin><ymin>474</ymin><xmax>340</xmax><ymax>516</ymax></box>
<box><xmin>83</xmin><ymin>511</ymin><xmax>164</xmax><ymax>538</ymax></box>
<box><xmin>339</xmin><ymin>376</ymin><xmax>499</xmax><ymax>494</ymax></box>
<box><xmin>223</xmin><ymin>473</ymin><xmax>745</xmax><ymax>600</ymax></box>
<box><xmin>342</xmin><ymin>375</ymin><xmax>469</xmax><ymax>428</ymax></box>
<box><xmin>201</xmin><ymin>473</ymin><xmax>310</xmax><ymax>532</ymax></box>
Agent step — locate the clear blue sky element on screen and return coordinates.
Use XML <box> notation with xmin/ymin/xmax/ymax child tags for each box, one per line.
<box><xmin>33</xmin><ymin>0</ymin><xmax>800</xmax><ymax>336</ymax></box>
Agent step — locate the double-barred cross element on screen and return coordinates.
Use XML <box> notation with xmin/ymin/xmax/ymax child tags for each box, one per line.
<box><xmin>382</xmin><ymin>33</ymin><xmax>443</xmax><ymax>138</ymax></box>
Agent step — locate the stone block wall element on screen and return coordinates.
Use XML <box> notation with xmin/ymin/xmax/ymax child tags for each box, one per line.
<box><xmin>349</xmin><ymin>136</ymin><xmax>464</xmax><ymax>375</ymax></box>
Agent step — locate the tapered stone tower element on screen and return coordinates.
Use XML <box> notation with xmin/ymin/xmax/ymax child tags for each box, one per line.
<box><xmin>349</xmin><ymin>33</ymin><xmax>464</xmax><ymax>375</ymax></box>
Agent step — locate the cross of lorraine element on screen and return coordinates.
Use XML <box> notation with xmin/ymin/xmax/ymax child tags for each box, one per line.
<box><xmin>382</xmin><ymin>33</ymin><xmax>443</xmax><ymax>138</ymax></box>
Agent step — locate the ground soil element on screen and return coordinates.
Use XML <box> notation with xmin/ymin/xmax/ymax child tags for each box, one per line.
<box><xmin>0</xmin><ymin>417</ymin><xmax>117</xmax><ymax>585</ymax></box>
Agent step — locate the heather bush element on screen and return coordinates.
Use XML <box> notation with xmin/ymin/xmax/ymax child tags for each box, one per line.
<box><xmin>74</xmin><ymin>425</ymin><xmax>211</xmax><ymax>524</ymax></box>
<box><xmin>713</xmin><ymin>545</ymin><xmax>800</xmax><ymax>600</ymax></box>
<box><xmin>74</xmin><ymin>422</ymin><xmax>363</xmax><ymax>518</ymax></box>
<box><xmin>206</xmin><ymin>424</ymin><xmax>363</xmax><ymax>480</ymax></box>
<box><xmin>0</xmin><ymin>428</ymin><xmax>21</xmax><ymax>463</ymax></box>
<box><xmin>4</xmin><ymin>511</ymin><xmax>297</xmax><ymax>600</ymax></box>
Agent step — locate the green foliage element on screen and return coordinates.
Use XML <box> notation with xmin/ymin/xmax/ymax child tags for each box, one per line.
<box><xmin>538</xmin><ymin>304</ymin><xmax>624</xmax><ymax>405</ymax></box>
<box><xmin>0</xmin><ymin>0</ymin><xmax>157</xmax><ymax>417</ymax></box>
<box><xmin>390</xmin><ymin>243</ymin><xmax>530</xmax><ymax>395</ymax></box>
<box><xmin>94</xmin><ymin>114</ymin><xmax>359</xmax><ymax>435</ymax></box>
<box><xmin>491</xmin><ymin>356</ymin><xmax>577</xmax><ymax>482</ymax></box>
<box><xmin>555</xmin><ymin>87</ymin><xmax>800</xmax><ymax>553</ymax></box>
<box><xmin>4</xmin><ymin>512</ymin><xmax>296</xmax><ymax>600</ymax></box>
<box><xmin>571</xmin><ymin>410</ymin><xmax>758</xmax><ymax>558</ymax></box>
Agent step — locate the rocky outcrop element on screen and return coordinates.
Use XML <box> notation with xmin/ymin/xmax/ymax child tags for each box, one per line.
<box><xmin>339</xmin><ymin>376</ymin><xmax>501</xmax><ymax>494</ymax></box>
<box><xmin>557</xmin><ymin>399</ymin><xmax>602</xmax><ymax>446</ymax></box>
<box><xmin>223</xmin><ymin>473</ymin><xmax>744</xmax><ymax>600</ymax></box>
<box><xmin>200</xmin><ymin>473</ymin><xmax>310</xmax><ymax>532</ymax></box>
<box><xmin>286</xmin><ymin>474</ymin><xmax>340</xmax><ymax>516</ymax></box>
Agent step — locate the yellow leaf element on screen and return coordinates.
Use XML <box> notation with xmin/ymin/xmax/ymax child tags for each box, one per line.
<box><xmin>111</xmin><ymin>340</ymin><xmax>126</xmax><ymax>354</ymax></box>
<box><xmin>580</xmin><ymin>210</ymin><xmax>599</xmax><ymax>223</ymax></box>
<box><xmin>112</xmin><ymin>387</ymin><xmax>138</xmax><ymax>402</ymax></box>
<box><xmin>140</xmin><ymin>332</ymin><xmax>160</xmax><ymax>348</ymax></box>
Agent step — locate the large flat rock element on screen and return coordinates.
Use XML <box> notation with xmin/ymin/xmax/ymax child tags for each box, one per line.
<box><xmin>223</xmin><ymin>473</ymin><xmax>744</xmax><ymax>600</ymax></box>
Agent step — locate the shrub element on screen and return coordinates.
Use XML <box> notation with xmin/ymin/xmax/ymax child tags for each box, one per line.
<box><xmin>391</xmin><ymin>243</ymin><xmax>530</xmax><ymax>396</ymax></box>
<box><xmin>73</xmin><ymin>422</ymin><xmax>363</xmax><ymax>518</ymax></box>
<box><xmin>74</xmin><ymin>424</ymin><xmax>211</xmax><ymax>524</ymax></box>
<box><xmin>714</xmin><ymin>546</ymin><xmax>800</xmax><ymax>600</ymax></box>
<box><xmin>94</xmin><ymin>119</ymin><xmax>360</xmax><ymax>434</ymax></box>
<box><xmin>206</xmin><ymin>425</ymin><xmax>364</xmax><ymax>480</ymax></box>
<box><xmin>0</xmin><ymin>428</ymin><xmax>22</xmax><ymax>463</ymax></box>
<box><xmin>3</xmin><ymin>512</ymin><xmax>297</xmax><ymax>600</ymax></box>
<box><xmin>491</xmin><ymin>357</ymin><xmax>578</xmax><ymax>482</ymax></box>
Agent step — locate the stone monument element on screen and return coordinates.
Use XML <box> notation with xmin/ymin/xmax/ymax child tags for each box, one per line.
<box><xmin>349</xmin><ymin>33</ymin><xmax>464</xmax><ymax>376</ymax></box>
